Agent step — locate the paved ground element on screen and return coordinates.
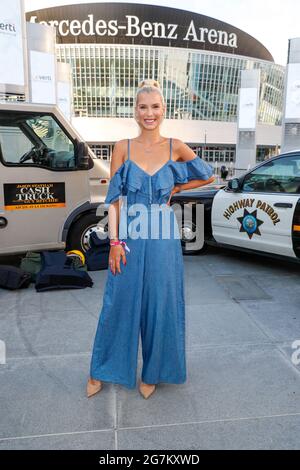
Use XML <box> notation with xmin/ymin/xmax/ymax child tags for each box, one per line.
<box><xmin>0</xmin><ymin>247</ymin><xmax>300</xmax><ymax>450</ymax></box>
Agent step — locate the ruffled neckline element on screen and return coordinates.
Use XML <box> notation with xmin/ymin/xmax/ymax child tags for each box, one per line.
<box><xmin>104</xmin><ymin>156</ymin><xmax>214</xmax><ymax>205</ymax></box>
<box><xmin>129</xmin><ymin>159</ymin><xmax>170</xmax><ymax>177</ymax></box>
<box><xmin>115</xmin><ymin>156</ymin><xmax>202</xmax><ymax>179</ymax></box>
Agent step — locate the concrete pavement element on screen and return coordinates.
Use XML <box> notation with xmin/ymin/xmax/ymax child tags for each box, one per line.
<box><xmin>0</xmin><ymin>247</ymin><xmax>300</xmax><ymax>449</ymax></box>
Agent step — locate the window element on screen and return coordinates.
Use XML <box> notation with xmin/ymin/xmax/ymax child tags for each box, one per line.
<box><xmin>243</xmin><ymin>155</ymin><xmax>300</xmax><ymax>193</ymax></box>
<box><xmin>0</xmin><ymin>113</ymin><xmax>76</xmax><ymax>170</ymax></box>
<box><xmin>0</xmin><ymin>126</ymin><xmax>32</xmax><ymax>163</ymax></box>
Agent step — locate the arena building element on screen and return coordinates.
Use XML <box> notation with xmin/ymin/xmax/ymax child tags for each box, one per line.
<box><xmin>26</xmin><ymin>2</ymin><xmax>285</xmax><ymax>168</ymax></box>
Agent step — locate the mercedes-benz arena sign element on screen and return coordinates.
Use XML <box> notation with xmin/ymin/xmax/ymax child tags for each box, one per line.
<box><xmin>26</xmin><ymin>2</ymin><xmax>274</xmax><ymax>62</ymax></box>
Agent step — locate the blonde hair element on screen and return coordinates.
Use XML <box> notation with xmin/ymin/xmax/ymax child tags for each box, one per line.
<box><xmin>135</xmin><ymin>79</ymin><xmax>165</xmax><ymax>107</ymax></box>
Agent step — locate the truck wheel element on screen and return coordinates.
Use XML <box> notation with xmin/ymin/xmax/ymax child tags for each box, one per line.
<box><xmin>66</xmin><ymin>213</ymin><xmax>108</xmax><ymax>253</ymax></box>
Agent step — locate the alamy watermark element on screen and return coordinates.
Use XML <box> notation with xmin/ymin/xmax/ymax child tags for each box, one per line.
<box><xmin>0</xmin><ymin>340</ymin><xmax>6</xmax><ymax>365</ymax></box>
<box><xmin>291</xmin><ymin>340</ymin><xmax>300</xmax><ymax>366</ymax></box>
<box><xmin>96</xmin><ymin>199</ymin><xmax>204</xmax><ymax>251</ymax></box>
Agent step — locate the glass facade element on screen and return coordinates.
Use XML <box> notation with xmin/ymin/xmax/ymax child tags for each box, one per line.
<box><xmin>89</xmin><ymin>143</ymin><xmax>279</xmax><ymax>171</ymax></box>
<box><xmin>0</xmin><ymin>93</ymin><xmax>25</xmax><ymax>103</ymax></box>
<box><xmin>57</xmin><ymin>44</ymin><xmax>284</xmax><ymax>125</ymax></box>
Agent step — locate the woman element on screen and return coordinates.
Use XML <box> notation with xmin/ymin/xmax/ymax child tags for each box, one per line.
<box><xmin>87</xmin><ymin>79</ymin><xmax>215</xmax><ymax>399</ymax></box>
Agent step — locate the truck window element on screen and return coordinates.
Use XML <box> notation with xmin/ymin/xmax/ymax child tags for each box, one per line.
<box><xmin>0</xmin><ymin>112</ymin><xmax>76</xmax><ymax>170</ymax></box>
<box><xmin>0</xmin><ymin>126</ymin><xmax>32</xmax><ymax>163</ymax></box>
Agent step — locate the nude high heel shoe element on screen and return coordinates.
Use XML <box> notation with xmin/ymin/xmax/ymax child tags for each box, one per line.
<box><xmin>139</xmin><ymin>381</ymin><xmax>156</xmax><ymax>399</ymax></box>
<box><xmin>86</xmin><ymin>377</ymin><xmax>102</xmax><ymax>398</ymax></box>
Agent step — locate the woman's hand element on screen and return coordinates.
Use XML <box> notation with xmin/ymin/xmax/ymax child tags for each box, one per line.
<box><xmin>166</xmin><ymin>185</ymin><xmax>182</xmax><ymax>205</ymax></box>
<box><xmin>109</xmin><ymin>245</ymin><xmax>127</xmax><ymax>275</ymax></box>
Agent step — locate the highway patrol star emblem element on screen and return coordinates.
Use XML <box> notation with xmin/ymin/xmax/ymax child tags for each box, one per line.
<box><xmin>237</xmin><ymin>209</ymin><xmax>264</xmax><ymax>239</ymax></box>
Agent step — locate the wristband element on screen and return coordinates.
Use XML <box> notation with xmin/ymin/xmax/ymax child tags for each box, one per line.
<box><xmin>110</xmin><ymin>240</ymin><xmax>130</xmax><ymax>252</ymax></box>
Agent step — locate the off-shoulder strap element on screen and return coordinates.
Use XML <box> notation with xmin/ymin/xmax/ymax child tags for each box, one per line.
<box><xmin>169</xmin><ymin>138</ymin><xmax>173</xmax><ymax>161</ymax></box>
<box><xmin>127</xmin><ymin>138</ymin><xmax>131</xmax><ymax>160</ymax></box>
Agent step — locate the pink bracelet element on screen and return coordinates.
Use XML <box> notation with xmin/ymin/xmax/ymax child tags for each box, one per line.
<box><xmin>110</xmin><ymin>240</ymin><xmax>130</xmax><ymax>252</ymax></box>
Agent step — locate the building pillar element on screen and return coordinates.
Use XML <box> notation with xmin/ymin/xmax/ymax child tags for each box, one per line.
<box><xmin>235</xmin><ymin>69</ymin><xmax>260</xmax><ymax>176</ymax></box>
<box><xmin>26</xmin><ymin>22</ymin><xmax>57</xmax><ymax>104</ymax></box>
<box><xmin>281</xmin><ymin>38</ymin><xmax>300</xmax><ymax>153</ymax></box>
<box><xmin>57</xmin><ymin>62</ymin><xmax>72</xmax><ymax>121</ymax></box>
<box><xmin>0</xmin><ymin>0</ymin><xmax>28</xmax><ymax>99</ymax></box>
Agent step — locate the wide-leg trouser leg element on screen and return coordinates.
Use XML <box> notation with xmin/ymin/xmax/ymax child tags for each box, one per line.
<box><xmin>90</xmin><ymin>237</ymin><xmax>145</xmax><ymax>389</ymax></box>
<box><xmin>140</xmin><ymin>212</ymin><xmax>187</xmax><ymax>385</ymax></box>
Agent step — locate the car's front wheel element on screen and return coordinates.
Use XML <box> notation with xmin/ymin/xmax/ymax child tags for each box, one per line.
<box><xmin>179</xmin><ymin>218</ymin><xmax>207</xmax><ymax>255</ymax></box>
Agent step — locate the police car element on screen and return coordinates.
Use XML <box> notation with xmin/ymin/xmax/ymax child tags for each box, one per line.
<box><xmin>172</xmin><ymin>150</ymin><xmax>300</xmax><ymax>262</ymax></box>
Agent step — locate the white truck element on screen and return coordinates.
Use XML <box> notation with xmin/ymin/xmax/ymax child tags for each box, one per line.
<box><xmin>0</xmin><ymin>102</ymin><xmax>110</xmax><ymax>255</ymax></box>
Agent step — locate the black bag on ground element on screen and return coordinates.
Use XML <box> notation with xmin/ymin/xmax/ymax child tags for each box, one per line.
<box><xmin>35</xmin><ymin>251</ymin><xmax>94</xmax><ymax>292</ymax></box>
<box><xmin>85</xmin><ymin>232</ymin><xmax>110</xmax><ymax>271</ymax></box>
<box><xmin>0</xmin><ymin>265</ymin><xmax>32</xmax><ymax>290</ymax></box>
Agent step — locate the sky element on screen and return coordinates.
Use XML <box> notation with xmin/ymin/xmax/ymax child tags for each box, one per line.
<box><xmin>24</xmin><ymin>0</ymin><xmax>300</xmax><ymax>65</ymax></box>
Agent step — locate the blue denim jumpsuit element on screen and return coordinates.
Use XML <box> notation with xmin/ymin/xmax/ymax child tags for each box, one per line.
<box><xmin>90</xmin><ymin>138</ymin><xmax>214</xmax><ymax>389</ymax></box>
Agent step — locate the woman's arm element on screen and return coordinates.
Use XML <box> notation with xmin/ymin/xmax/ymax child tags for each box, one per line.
<box><xmin>106</xmin><ymin>140</ymin><xmax>128</xmax><ymax>275</ymax></box>
<box><xmin>173</xmin><ymin>139</ymin><xmax>215</xmax><ymax>191</ymax></box>
<box><xmin>175</xmin><ymin>176</ymin><xmax>215</xmax><ymax>192</ymax></box>
<box><xmin>107</xmin><ymin>140</ymin><xmax>126</xmax><ymax>240</ymax></box>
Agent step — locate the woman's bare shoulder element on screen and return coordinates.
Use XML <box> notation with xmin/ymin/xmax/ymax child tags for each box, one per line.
<box><xmin>171</xmin><ymin>138</ymin><xmax>196</xmax><ymax>162</ymax></box>
<box><xmin>172</xmin><ymin>138</ymin><xmax>184</xmax><ymax>150</ymax></box>
<box><xmin>113</xmin><ymin>139</ymin><xmax>128</xmax><ymax>152</ymax></box>
<box><xmin>111</xmin><ymin>139</ymin><xmax>128</xmax><ymax>168</ymax></box>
